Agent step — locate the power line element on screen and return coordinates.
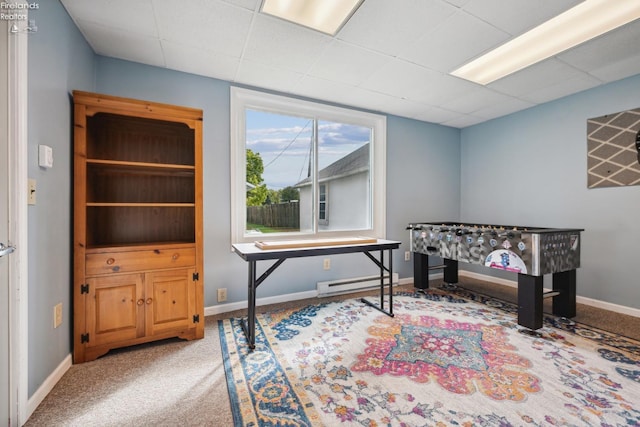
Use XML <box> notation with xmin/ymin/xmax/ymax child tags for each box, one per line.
<box><xmin>298</xmin><ymin>139</ymin><xmax>312</xmax><ymax>182</ymax></box>
<box><xmin>263</xmin><ymin>120</ymin><xmax>312</xmax><ymax>169</ymax></box>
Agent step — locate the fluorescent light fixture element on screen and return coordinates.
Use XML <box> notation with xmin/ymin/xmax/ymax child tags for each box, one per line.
<box><xmin>261</xmin><ymin>0</ymin><xmax>364</xmax><ymax>35</ymax></box>
<box><xmin>451</xmin><ymin>0</ymin><xmax>640</xmax><ymax>85</ymax></box>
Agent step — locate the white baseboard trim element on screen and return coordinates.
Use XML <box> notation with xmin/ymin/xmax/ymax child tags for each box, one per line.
<box><xmin>205</xmin><ymin>290</ymin><xmax>318</xmax><ymax>316</ymax></box>
<box><xmin>428</xmin><ymin>272</ymin><xmax>444</xmax><ymax>280</ymax></box>
<box><xmin>205</xmin><ymin>276</ymin><xmax>415</xmax><ymax>317</ymax></box>
<box><xmin>398</xmin><ymin>277</ymin><xmax>413</xmax><ymax>286</ymax></box>
<box><xmin>26</xmin><ymin>353</ymin><xmax>72</xmax><ymax>421</ymax></box>
<box><xmin>459</xmin><ymin>270</ymin><xmax>640</xmax><ymax>319</ymax></box>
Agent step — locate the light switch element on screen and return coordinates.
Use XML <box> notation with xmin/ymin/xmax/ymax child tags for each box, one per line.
<box><xmin>38</xmin><ymin>144</ymin><xmax>53</xmax><ymax>168</ymax></box>
<box><xmin>28</xmin><ymin>179</ymin><xmax>36</xmax><ymax>205</ymax></box>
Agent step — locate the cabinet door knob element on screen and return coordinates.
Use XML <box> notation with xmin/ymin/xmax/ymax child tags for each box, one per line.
<box><xmin>146</xmin><ymin>298</ymin><xmax>153</xmax><ymax>305</ymax></box>
<box><xmin>137</xmin><ymin>299</ymin><xmax>144</xmax><ymax>306</ymax></box>
<box><xmin>106</xmin><ymin>258</ymin><xmax>115</xmax><ymax>265</ymax></box>
<box><xmin>172</xmin><ymin>253</ymin><xmax>179</xmax><ymax>260</ymax></box>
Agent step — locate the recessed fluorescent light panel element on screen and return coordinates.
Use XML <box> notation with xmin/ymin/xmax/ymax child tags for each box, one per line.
<box><xmin>261</xmin><ymin>0</ymin><xmax>364</xmax><ymax>35</ymax></box>
<box><xmin>451</xmin><ymin>0</ymin><xmax>640</xmax><ymax>85</ymax></box>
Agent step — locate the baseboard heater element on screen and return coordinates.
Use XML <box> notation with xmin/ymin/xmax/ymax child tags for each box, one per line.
<box><xmin>317</xmin><ymin>273</ymin><xmax>399</xmax><ymax>297</ymax></box>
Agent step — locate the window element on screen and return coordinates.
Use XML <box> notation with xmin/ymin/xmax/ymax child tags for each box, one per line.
<box><xmin>319</xmin><ymin>184</ymin><xmax>328</xmax><ymax>225</ymax></box>
<box><xmin>231</xmin><ymin>87</ymin><xmax>386</xmax><ymax>243</ymax></box>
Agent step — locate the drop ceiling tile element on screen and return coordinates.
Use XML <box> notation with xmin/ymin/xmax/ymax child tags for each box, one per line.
<box><xmin>77</xmin><ymin>19</ymin><xmax>165</xmax><ymax>67</ymax></box>
<box><xmin>291</xmin><ymin>81</ymin><xmax>448</xmax><ymax>125</ymax></box>
<box><xmin>413</xmin><ymin>74</ymin><xmax>480</xmax><ymax>106</ymax></box>
<box><xmin>589</xmin><ymin>54</ymin><xmax>640</xmax><ymax>83</ymax></box>
<box><xmin>235</xmin><ymin>59</ymin><xmax>305</xmax><ymax>94</ymax></box>
<box><xmin>61</xmin><ymin>0</ymin><xmax>158</xmax><ymax>37</ymax></box>
<box><xmin>163</xmin><ymin>41</ymin><xmax>240</xmax><ymax>81</ymax></box>
<box><xmin>557</xmin><ymin>21</ymin><xmax>640</xmax><ymax>71</ymax></box>
<box><xmin>440</xmin><ymin>87</ymin><xmax>515</xmax><ymax>115</ymax></box>
<box><xmin>220</xmin><ymin>0</ymin><xmax>260</xmax><ymax>11</ymax></box>
<box><xmin>444</xmin><ymin>0</ymin><xmax>471</xmax><ymax>7</ymax></box>
<box><xmin>338</xmin><ymin>0</ymin><xmax>457</xmax><ymax>56</ymax></box>
<box><xmin>520</xmin><ymin>73</ymin><xmax>602</xmax><ymax>104</ymax></box>
<box><xmin>306</xmin><ymin>41</ymin><xmax>392</xmax><ymax>86</ymax></box>
<box><xmin>471</xmin><ymin>96</ymin><xmax>534</xmax><ymax>121</ymax></box>
<box><xmin>462</xmin><ymin>0</ymin><xmax>582</xmax><ymax>35</ymax></box>
<box><xmin>360</xmin><ymin>59</ymin><xmax>443</xmax><ymax>101</ymax></box>
<box><xmin>326</xmin><ymin>86</ymin><xmax>407</xmax><ymax>116</ymax></box>
<box><xmin>292</xmin><ymin>75</ymin><xmax>361</xmax><ymax>107</ymax></box>
<box><xmin>442</xmin><ymin>113</ymin><xmax>485</xmax><ymax>128</ymax></box>
<box><xmin>400</xmin><ymin>10</ymin><xmax>510</xmax><ymax>73</ymax></box>
<box><xmin>153</xmin><ymin>0</ymin><xmax>253</xmax><ymax>58</ymax></box>
<box><xmin>489</xmin><ymin>58</ymin><xmax>584</xmax><ymax>98</ymax></box>
<box><xmin>558</xmin><ymin>22</ymin><xmax>640</xmax><ymax>83</ymax></box>
<box><xmin>379</xmin><ymin>97</ymin><xmax>460</xmax><ymax>124</ymax></box>
<box><xmin>243</xmin><ymin>14</ymin><xmax>332</xmax><ymax>74</ymax></box>
<box><xmin>361</xmin><ymin>60</ymin><xmax>477</xmax><ymax>107</ymax></box>
<box><xmin>361</xmin><ymin>95</ymin><xmax>421</xmax><ymax>117</ymax></box>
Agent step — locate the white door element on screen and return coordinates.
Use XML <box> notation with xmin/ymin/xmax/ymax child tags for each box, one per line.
<box><xmin>1</xmin><ymin>17</ymin><xmax>13</xmax><ymax>426</ymax></box>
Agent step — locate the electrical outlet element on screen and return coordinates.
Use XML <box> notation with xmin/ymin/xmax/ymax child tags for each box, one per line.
<box><xmin>404</xmin><ymin>251</ymin><xmax>411</xmax><ymax>261</ymax></box>
<box><xmin>54</xmin><ymin>303</ymin><xmax>62</xmax><ymax>328</ymax></box>
<box><xmin>323</xmin><ymin>258</ymin><xmax>331</xmax><ymax>270</ymax></box>
<box><xmin>217</xmin><ymin>288</ymin><xmax>227</xmax><ymax>302</ymax></box>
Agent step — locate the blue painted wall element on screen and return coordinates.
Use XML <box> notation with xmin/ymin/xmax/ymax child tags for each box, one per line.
<box><xmin>27</xmin><ymin>0</ymin><xmax>95</xmax><ymax>396</ymax></box>
<box><xmin>460</xmin><ymin>73</ymin><xmax>640</xmax><ymax>308</ymax></box>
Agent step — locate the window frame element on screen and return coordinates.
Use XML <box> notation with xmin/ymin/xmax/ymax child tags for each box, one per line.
<box><xmin>230</xmin><ymin>87</ymin><xmax>386</xmax><ymax>243</ymax></box>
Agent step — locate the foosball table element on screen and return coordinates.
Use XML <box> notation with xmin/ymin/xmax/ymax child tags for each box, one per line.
<box><xmin>408</xmin><ymin>222</ymin><xmax>583</xmax><ymax>330</ymax></box>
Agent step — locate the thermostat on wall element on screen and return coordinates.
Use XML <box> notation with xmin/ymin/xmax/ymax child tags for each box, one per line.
<box><xmin>38</xmin><ymin>144</ymin><xmax>53</xmax><ymax>168</ymax></box>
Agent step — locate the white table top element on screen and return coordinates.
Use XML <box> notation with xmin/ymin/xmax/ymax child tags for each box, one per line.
<box><xmin>232</xmin><ymin>238</ymin><xmax>401</xmax><ymax>261</ymax></box>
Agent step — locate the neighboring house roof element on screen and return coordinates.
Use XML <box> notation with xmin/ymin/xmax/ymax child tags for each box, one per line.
<box><xmin>295</xmin><ymin>143</ymin><xmax>369</xmax><ymax>187</ymax></box>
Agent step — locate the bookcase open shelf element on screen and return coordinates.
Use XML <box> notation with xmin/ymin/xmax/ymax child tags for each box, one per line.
<box><xmin>73</xmin><ymin>91</ymin><xmax>204</xmax><ymax>363</ymax></box>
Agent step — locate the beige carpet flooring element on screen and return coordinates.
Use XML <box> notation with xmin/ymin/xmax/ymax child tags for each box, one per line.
<box><xmin>25</xmin><ymin>278</ymin><xmax>640</xmax><ymax>426</ymax></box>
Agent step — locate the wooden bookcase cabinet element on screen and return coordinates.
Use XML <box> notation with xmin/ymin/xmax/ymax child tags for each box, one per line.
<box><xmin>73</xmin><ymin>91</ymin><xmax>204</xmax><ymax>363</ymax></box>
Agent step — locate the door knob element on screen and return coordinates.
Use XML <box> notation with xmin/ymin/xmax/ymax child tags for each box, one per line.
<box><xmin>0</xmin><ymin>242</ymin><xmax>16</xmax><ymax>258</ymax></box>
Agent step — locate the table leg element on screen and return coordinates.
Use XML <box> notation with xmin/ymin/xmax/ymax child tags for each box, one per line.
<box><xmin>443</xmin><ymin>259</ymin><xmax>458</xmax><ymax>285</ymax></box>
<box><xmin>413</xmin><ymin>252</ymin><xmax>429</xmax><ymax>289</ymax></box>
<box><xmin>388</xmin><ymin>247</ymin><xmax>393</xmax><ymax>315</ymax></box>
<box><xmin>361</xmin><ymin>249</ymin><xmax>394</xmax><ymax>317</ymax></box>
<box><xmin>552</xmin><ymin>269</ymin><xmax>576</xmax><ymax>318</ymax></box>
<box><xmin>378</xmin><ymin>249</ymin><xmax>384</xmax><ymax>310</ymax></box>
<box><xmin>241</xmin><ymin>260</ymin><xmax>257</xmax><ymax>349</ymax></box>
<box><xmin>517</xmin><ymin>273</ymin><xmax>543</xmax><ymax>330</ymax></box>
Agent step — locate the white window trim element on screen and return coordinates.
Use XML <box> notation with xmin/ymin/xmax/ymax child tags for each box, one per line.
<box><xmin>230</xmin><ymin>87</ymin><xmax>386</xmax><ymax>244</ymax></box>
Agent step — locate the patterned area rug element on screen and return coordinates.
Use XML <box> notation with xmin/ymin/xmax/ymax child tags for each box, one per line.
<box><xmin>218</xmin><ymin>289</ymin><xmax>640</xmax><ymax>426</ymax></box>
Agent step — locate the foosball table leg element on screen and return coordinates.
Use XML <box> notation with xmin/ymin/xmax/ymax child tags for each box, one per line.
<box><xmin>413</xmin><ymin>254</ymin><xmax>460</xmax><ymax>290</ymax></box>
<box><xmin>552</xmin><ymin>270</ymin><xmax>577</xmax><ymax>318</ymax></box>
<box><xmin>443</xmin><ymin>259</ymin><xmax>458</xmax><ymax>285</ymax></box>
<box><xmin>413</xmin><ymin>252</ymin><xmax>430</xmax><ymax>289</ymax></box>
<box><xmin>517</xmin><ymin>274</ymin><xmax>543</xmax><ymax>330</ymax></box>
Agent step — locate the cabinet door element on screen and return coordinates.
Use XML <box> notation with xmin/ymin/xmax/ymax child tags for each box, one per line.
<box><xmin>86</xmin><ymin>274</ymin><xmax>145</xmax><ymax>347</ymax></box>
<box><xmin>145</xmin><ymin>269</ymin><xmax>196</xmax><ymax>336</ymax></box>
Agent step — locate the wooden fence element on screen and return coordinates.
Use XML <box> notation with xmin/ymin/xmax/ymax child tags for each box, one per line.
<box><xmin>247</xmin><ymin>202</ymin><xmax>299</xmax><ymax>230</ymax></box>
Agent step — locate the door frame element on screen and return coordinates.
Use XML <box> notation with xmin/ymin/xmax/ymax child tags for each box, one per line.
<box><xmin>6</xmin><ymin>11</ymin><xmax>29</xmax><ymax>425</ymax></box>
